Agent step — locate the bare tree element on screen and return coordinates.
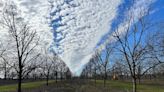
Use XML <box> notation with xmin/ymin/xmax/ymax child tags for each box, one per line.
<box><xmin>85</xmin><ymin>54</ymin><xmax>102</xmax><ymax>84</ymax></box>
<box><xmin>0</xmin><ymin>4</ymin><xmax>40</xmax><ymax>92</ymax></box>
<box><xmin>40</xmin><ymin>56</ymin><xmax>53</xmax><ymax>86</ymax></box>
<box><xmin>0</xmin><ymin>42</ymin><xmax>11</xmax><ymax>80</ymax></box>
<box><xmin>39</xmin><ymin>46</ymin><xmax>55</xmax><ymax>86</ymax></box>
<box><xmin>112</xmin><ymin>60</ymin><xmax>125</xmax><ymax>80</ymax></box>
<box><xmin>51</xmin><ymin>56</ymin><xmax>59</xmax><ymax>83</ymax></box>
<box><xmin>96</xmin><ymin>45</ymin><xmax>113</xmax><ymax>87</ymax></box>
<box><xmin>92</xmin><ymin>56</ymin><xmax>99</xmax><ymax>84</ymax></box>
<box><xmin>113</xmin><ymin>7</ymin><xmax>164</xmax><ymax>92</ymax></box>
<box><xmin>144</xmin><ymin>27</ymin><xmax>164</xmax><ymax>80</ymax></box>
<box><xmin>89</xmin><ymin>55</ymin><xmax>100</xmax><ymax>84</ymax></box>
<box><xmin>58</xmin><ymin>60</ymin><xmax>67</xmax><ymax>81</ymax></box>
<box><xmin>0</xmin><ymin>56</ymin><xmax>12</xmax><ymax>80</ymax></box>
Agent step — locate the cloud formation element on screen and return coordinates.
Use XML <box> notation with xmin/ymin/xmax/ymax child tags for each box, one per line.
<box><xmin>0</xmin><ymin>0</ymin><xmax>53</xmax><ymax>49</ymax></box>
<box><xmin>0</xmin><ymin>0</ymin><xmax>157</xmax><ymax>75</ymax></box>
<box><xmin>49</xmin><ymin>0</ymin><xmax>122</xmax><ymax>74</ymax></box>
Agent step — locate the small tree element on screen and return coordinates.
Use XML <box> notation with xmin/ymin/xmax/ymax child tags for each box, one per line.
<box><xmin>58</xmin><ymin>60</ymin><xmax>67</xmax><ymax>81</ymax></box>
<box><xmin>51</xmin><ymin>56</ymin><xmax>59</xmax><ymax>83</ymax></box>
<box><xmin>0</xmin><ymin>42</ymin><xmax>11</xmax><ymax>80</ymax></box>
<box><xmin>96</xmin><ymin>45</ymin><xmax>114</xmax><ymax>87</ymax></box>
<box><xmin>41</xmin><ymin>57</ymin><xmax>53</xmax><ymax>86</ymax></box>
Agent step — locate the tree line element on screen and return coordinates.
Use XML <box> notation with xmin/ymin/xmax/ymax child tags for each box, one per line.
<box><xmin>80</xmin><ymin>3</ymin><xmax>164</xmax><ymax>92</ymax></box>
<box><xmin>0</xmin><ymin>3</ymin><xmax>72</xmax><ymax>92</ymax></box>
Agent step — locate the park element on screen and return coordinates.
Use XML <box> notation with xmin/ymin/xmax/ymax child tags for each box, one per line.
<box><xmin>0</xmin><ymin>0</ymin><xmax>164</xmax><ymax>92</ymax></box>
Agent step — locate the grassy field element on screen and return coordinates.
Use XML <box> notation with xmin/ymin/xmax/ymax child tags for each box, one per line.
<box><xmin>92</xmin><ymin>80</ymin><xmax>164</xmax><ymax>92</ymax></box>
<box><xmin>0</xmin><ymin>79</ymin><xmax>163</xmax><ymax>92</ymax></box>
<box><xmin>0</xmin><ymin>80</ymin><xmax>55</xmax><ymax>92</ymax></box>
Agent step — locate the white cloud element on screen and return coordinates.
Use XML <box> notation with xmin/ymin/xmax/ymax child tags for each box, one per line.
<box><xmin>0</xmin><ymin>0</ymin><xmax>53</xmax><ymax>49</ymax></box>
<box><xmin>50</xmin><ymin>0</ymin><xmax>122</xmax><ymax>74</ymax></box>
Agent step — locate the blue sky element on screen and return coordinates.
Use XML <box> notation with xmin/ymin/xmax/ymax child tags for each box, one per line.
<box><xmin>98</xmin><ymin>0</ymin><xmax>164</xmax><ymax>69</ymax></box>
<box><xmin>97</xmin><ymin>0</ymin><xmax>164</xmax><ymax>48</ymax></box>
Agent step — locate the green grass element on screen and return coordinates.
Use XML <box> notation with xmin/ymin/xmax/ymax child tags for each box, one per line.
<box><xmin>94</xmin><ymin>80</ymin><xmax>164</xmax><ymax>92</ymax></box>
<box><xmin>0</xmin><ymin>80</ymin><xmax>55</xmax><ymax>92</ymax></box>
<box><xmin>0</xmin><ymin>80</ymin><xmax>163</xmax><ymax>92</ymax></box>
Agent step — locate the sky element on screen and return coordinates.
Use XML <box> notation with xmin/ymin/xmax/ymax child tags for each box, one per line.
<box><xmin>0</xmin><ymin>0</ymin><xmax>164</xmax><ymax>75</ymax></box>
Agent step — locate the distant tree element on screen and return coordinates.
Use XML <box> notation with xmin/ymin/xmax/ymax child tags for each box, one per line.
<box><xmin>81</xmin><ymin>65</ymin><xmax>88</xmax><ymax>79</ymax></box>
<box><xmin>96</xmin><ymin>45</ymin><xmax>114</xmax><ymax>87</ymax></box>
<box><xmin>65</xmin><ymin>67</ymin><xmax>72</xmax><ymax>80</ymax></box>
<box><xmin>58</xmin><ymin>60</ymin><xmax>67</xmax><ymax>81</ymax></box>
<box><xmin>85</xmin><ymin>54</ymin><xmax>102</xmax><ymax>84</ymax></box>
<box><xmin>89</xmin><ymin>55</ymin><xmax>100</xmax><ymax>84</ymax></box>
<box><xmin>0</xmin><ymin>55</ymin><xmax>12</xmax><ymax>80</ymax></box>
<box><xmin>39</xmin><ymin>46</ymin><xmax>55</xmax><ymax>86</ymax></box>
<box><xmin>40</xmin><ymin>56</ymin><xmax>53</xmax><ymax>86</ymax></box>
<box><xmin>51</xmin><ymin>55</ymin><xmax>59</xmax><ymax>83</ymax></box>
<box><xmin>145</xmin><ymin>28</ymin><xmax>164</xmax><ymax>79</ymax></box>
<box><xmin>112</xmin><ymin>60</ymin><xmax>125</xmax><ymax>80</ymax></box>
<box><xmin>0</xmin><ymin>42</ymin><xmax>11</xmax><ymax>80</ymax></box>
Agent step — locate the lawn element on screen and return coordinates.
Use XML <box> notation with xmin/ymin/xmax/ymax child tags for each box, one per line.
<box><xmin>93</xmin><ymin>80</ymin><xmax>164</xmax><ymax>92</ymax></box>
<box><xmin>0</xmin><ymin>80</ymin><xmax>55</xmax><ymax>92</ymax></box>
<box><xmin>0</xmin><ymin>79</ymin><xmax>163</xmax><ymax>92</ymax></box>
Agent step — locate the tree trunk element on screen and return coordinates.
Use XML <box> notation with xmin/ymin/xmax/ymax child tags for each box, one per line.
<box><xmin>103</xmin><ymin>78</ymin><xmax>106</xmax><ymax>87</ymax></box>
<box><xmin>94</xmin><ymin>69</ymin><xmax>96</xmax><ymax>85</ymax></box>
<box><xmin>18</xmin><ymin>56</ymin><xmax>22</xmax><ymax>92</ymax></box>
<box><xmin>138</xmin><ymin>77</ymin><xmax>141</xmax><ymax>84</ymax></box>
<box><xmin>149</xmin><ymin>74</ymin><xmax>152</xmax><ymax>80</ymax></box>
<box><xmin>4</xmin><ymin>70</ymin><xmax>7</xmax><ymax>80</ymax></box>
<box><xmin>18</xmin><ymin>69</ymin><xmax>22</xmax><ymax>92</ymax></box>
<box><xmin>60</xmin><ymin>72</ymin><xmax>62</xmax><ymax>81</ymax></box>
<box><xmin>132</xmin><ymin>61</ymin><xmax>137</xmax><ymax>92</ymax></box>
<box><xmin>104</xmin><ymin>72</ymin><xmax>107</xmax><ymax>87</ymax></box>
<box><xmin>132</xmin><ymin>78</ymin><xmax>137</xmax><ymax>92</ymax></box>
<box><xmin>55</xmin><ymin>71</ymin><xmax>57</xmax><ymax>83</ymax></box>
<box><xmin>46</xmin><ymin>75</ymin><xmax>49</xmax><ymax>86</ymax></box>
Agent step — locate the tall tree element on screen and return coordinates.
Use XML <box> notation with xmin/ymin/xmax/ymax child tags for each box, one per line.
<box><xmin>0</xmin><ymin>3</ymin><xmax>40</xmax><ymax>92</ymax></box>
<box><xmin>113</xmin><ymin>6</ymin><xmax>164</xmax><ymax>92</ymax></box>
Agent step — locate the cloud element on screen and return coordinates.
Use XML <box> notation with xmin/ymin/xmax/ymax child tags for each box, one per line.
<box><xmin>49</xmin><ymin>0</ymin><xmax>122</xmax><ymax>74</ymax></box>
<box><xmin>0</xmin><ymin>0</ymin><xmax>53</xmax><ymax>49</ymax></box>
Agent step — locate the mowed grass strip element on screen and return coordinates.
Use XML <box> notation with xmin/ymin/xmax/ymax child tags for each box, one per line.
<box><xmin>94</xmin><ymin>80</ymin><xmax>164</xmax><ymax>92</ymax></box>
<box><xmin>0</xmin><ymin>80</ymin><xmax>55</xmax><ymax>92</ymax></box>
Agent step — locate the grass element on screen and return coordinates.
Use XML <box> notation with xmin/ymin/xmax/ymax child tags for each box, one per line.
<box><xmin>0</xmin><ymin>80</ymin><xmax>55</xmax><ymax>92</ymax></box>
<box><xmin>93</xmin><ymin>80</ymin><xmax>164</xmax><ymax>92</ymax></box>
<box><xmin>0</xmin><ymin>80</ymin><xmax>163</xmax><ymax>92</ymax></box>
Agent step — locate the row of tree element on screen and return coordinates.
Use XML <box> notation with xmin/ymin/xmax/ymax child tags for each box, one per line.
<box><xmin>0</xmin><ymin>3</ymin><xmax>72</xmax><ymax>92</ymax></box>
<box><xmin>81</xmin><ymin>4</ymin><xmax>164</xmax><ymax>92</ymax></box>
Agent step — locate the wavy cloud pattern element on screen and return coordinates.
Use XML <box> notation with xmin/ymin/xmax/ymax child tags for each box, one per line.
<box><xmin>49</xmin><ymin>0</ymin><xmax>121</xmax><ymax>74</ymax></box>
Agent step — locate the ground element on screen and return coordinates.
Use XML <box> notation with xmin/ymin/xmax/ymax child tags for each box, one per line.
<box><xmin>0</xmin><ymin>79</ymin><xmax>164</xmax><ymax>92</ymax></box>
